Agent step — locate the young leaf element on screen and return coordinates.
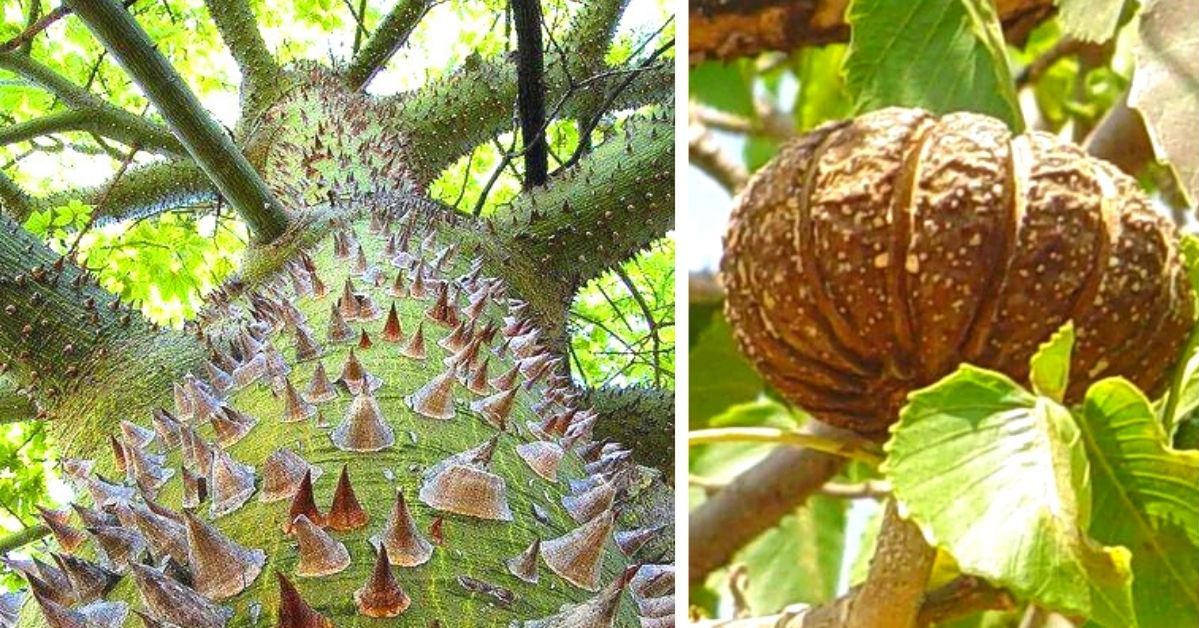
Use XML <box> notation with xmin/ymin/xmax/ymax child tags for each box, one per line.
<box><xmin>1078</xmin><ymin>378</ymin><xmax>1199</xmax><ymax>626</ymax></box>
<box><xmin>1030</xmin><ymin>321</ymin><xmax>1075</xmax><ymax>402</ymax></box>
<box><xmin>1129</xmin><ymin>0</ymin><xmax>1199</xmax><ymax>205</ymax></box>
<box><xmin>883</xmin><ymin>365</ymin><xmax>1134</xmax><ymax>625</ymax></box>
<box><xmin>843</xmin><ymin>0</ymin><xmax>1023</xmax><ymax>130</ymax></box>
<box><xmin>1057</xmin><ymin>0</ymin><xmax>1128</xmax><ymax>43</ymax></box>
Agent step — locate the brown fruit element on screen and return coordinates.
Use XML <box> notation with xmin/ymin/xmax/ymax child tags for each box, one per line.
<box><xmin>722</xmin><ymin>107</ymin><xmax>1194</xmax><ymax>435</ymax></box>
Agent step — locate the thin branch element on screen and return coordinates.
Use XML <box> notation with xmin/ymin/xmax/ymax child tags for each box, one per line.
<box><xmin>345</xmin><ymin>0</ymin><xmax>370</xmax><ymax>55</ymax></box>
<box><xmin>0</xmin><ymin>50</ymin><xmax>182</xmax><ymax>157</ymax></box>
<box><xmin>818</xmin><ymin>480</ymin><xmax>891</xmax><ymax>499</ymax></box>
<box><xmin>689</xmin><ymin>426</ymin><xmax>884</xmax><ymax>465</ymax></box>
<box><xmin>691</xmin><ymin>476</ymin><xmax>890</xmax><ymax>500</ymax></box>
<box><xmin>0</xmin><ymin>524</ymin><xmax>49</xmax><ymax>554</ymax></box>
<box><xmin>0</xmin><ymin>107</ymin><xmax>184</xmax><ymax>156</ymax></box>
<box><xmin>0</xmin><ymin>2</ymin><xmax>136</xmax><ymax>54</ymax></box>
<box><xmin>561</xmin><ymin>34</ymin><xmax>674</xmax><ymax>169</ymax></box>
<box><xmin>692</xmin><ymin>101</ymin><xmax>795</xmax><ymax>142</ymax></box>
<box><xmin>614</xmin><ymin>265</ymin><xmax>663</xmax><ymax>386</ymax></box>
<box><xmin>689</xmin><ymin>422</ymin><xmax>848</xmax><ymax>585</ymax></box>
<box><xmin>451</xmin><ymin>146</ymin><xmax>477</xmax><ymax>208</ymax></box>
<box><xmin>690</xmin><ymin>120</ymin><xmax>748</xmax><ymax>193</ymax></box>
<box><xmin>1016</xmin><ymin>37</ymin><xmax>1090</xmax><ymax>86</ymax></box>
<box><xmin>65</xmin><ymin>142</ymin><xmax>141</xmax><ymax>262</ymax></box>
<box><xmin>471</xmin><ymin>129</ymin><xmax>520</xmax><ymax>217</ymax></box>
<box><xmin>64</xmin><ymin>0</ymin><xmax>290</xmax><ymax>242</ymax></box>
<box><xmin>345</xmin><ymin>0</ymin><xmax>431</xmax><ymax>90</ymax></box>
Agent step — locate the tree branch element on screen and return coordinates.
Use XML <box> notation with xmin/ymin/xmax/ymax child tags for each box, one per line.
<box><xmin>0</xmin><ymin>50</ymin><xmax>184</xmax><ymax>158</ymax></box>
<box><xmin>38</xmin><ymin>160</ymin><xmax>217</xmax><ymax>223</ymax></box>
<box><xmin>487</xmin><ymin>108</ymin><xmax>673</xmax><ymax>316</ymax></box>
<box><xmin>63</xmin><ymin>0</ymin><xmax>291</xmax><ymax>242</ymax></box>
<box><xmin>344</xmin><ymin>0</ymin><xmax>430</xmax><ymax>90</ymax></box>
<box><xmin>582</xmin><ymin>384</ymin><xmax>673</xmax><ymax>475</ymax></box>
<box><xmin>0</xmin><ymin>50</ymin><xmax>108</xmax><ymax>109</ymax></box>
<box><xmin>0</xmin><ymin>524</ymin><xmax>49</xmax><ymax>554</ymax></box>
<box><xmin>689</xmin><ymin>426</ymin><xmax>884</xmax><ymax>465</ymax></box>
<box><xmin>690</xmin><ymin>119</ymin><xmax>748</xmax><ymax>193</ymax></box>
<box><xmin>693</xmin><ymin>576</ymin><xmax>1015</xmax><ymax>627</ymax></box>
<box><xmin>0</xmin><ymin>212</ymin><xmax>146</xmax><ymax>397</ymax></box>
<box><xmin>0</xmin><ymin>170</ymin><xmax>34</xmax><ymax>221</ymax></box>
<box><xmin>0</xmin><ymin>107</ymin><xmax>185</xmax><ymax>156</ymax></box>
<box><xmin>689</xmin><ymin>420</ymin><xmax>849</xmax><ymax>585</ymax></box>
<box><xmin>846</xmin><ymin>499</ymin><xmax>937</xmax><ymax>626</ymax></box>
<box><xmin>512</xmin><ymin>0</ymin><xmax>548</xmax><ymax>187</ymax></box>
<box><xmin>394</xmin><ymin>0</ymin><xmax>670</xmax><ymax>184</ymax></box>
<box><xmin>0</xmin><ymin>372</ymin><xmax>37</xmax><ymax>423</ymax></box>
<box><xmin>689</xmin><ymin>0</ymin><xmax>1057</xmax><ymax>63</ymax></box>
<box><xmin>202</xmin><ymin>0</ymin><xmax>283</xmax><ymax>116</ymax></box>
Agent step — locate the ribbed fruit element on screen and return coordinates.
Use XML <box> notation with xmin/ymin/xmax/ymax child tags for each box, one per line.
<box><xmin>722</xmin><ymin>107</ymin><xmax>1194</xmax><ymax>435</ymax></box>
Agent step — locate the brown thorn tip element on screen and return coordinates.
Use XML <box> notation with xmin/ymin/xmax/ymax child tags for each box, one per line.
<box><xmin>277</xmin><ymin>571</ymin><xmax>333</xmax><ymax>628</ymax></box>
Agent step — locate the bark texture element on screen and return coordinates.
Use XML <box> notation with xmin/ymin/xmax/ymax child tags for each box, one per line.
<box><xmin>689</xmin><ymin>0</ymin><xmax>1056</xmax><ymax>63</ymax></box>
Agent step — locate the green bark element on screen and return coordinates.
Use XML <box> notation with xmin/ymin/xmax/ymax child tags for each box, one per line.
<box><xmin>0</xmin><ymin>212</ymin><xmax>157</xmax><ymax>395</ymax></box>
<box><xmin>0</xmin><ymin>373</ymin><xmax>36</xmax><ymax>423</ymax></box>
<box><xmin>344</xmin><ymin>0</ymin><xmax>430</xmax><ymax>90</ymax></box>
<box><xmin>0</xmin><ymin>170</ymin><xmax>33</xmax><ymax>221</ymax></box>
<box><xmin>584</xmin><ymin>384</ymin><xmax>675</xmax><ymax>476</ymax></box>
<box><xmin>0</xmin><ymin>107</ymin><xmax>185</xmax><ymax>156</ymax></box>
<box><xmin>38</xmin><ymin>160</ymin><xmax>217</xmax><ymax>223</ymax></box>
<box><xmin>63</xmin><ymin>0</ymin><xmax>291</xmax><ymax>243</ymax></box>
<box><xmin>201</xmin><ymin>0</ymin><xmax>283</xmax><ymax>117</ymax></box>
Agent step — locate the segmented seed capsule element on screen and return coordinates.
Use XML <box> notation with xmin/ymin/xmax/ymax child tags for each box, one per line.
<box><xmin>722</xmin><ymin>107</ymin><xmax>1194</xmax><ymax>435</ymax></box>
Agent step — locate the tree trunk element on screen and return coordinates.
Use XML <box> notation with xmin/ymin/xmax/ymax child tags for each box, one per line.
<box><xmin>0</xmin><ymin>1</ymin><xmax>674</xmax><ymax>625</ymax></box>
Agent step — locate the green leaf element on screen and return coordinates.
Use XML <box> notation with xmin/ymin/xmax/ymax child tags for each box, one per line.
<box><xmin>1031</xmin><ymin>321</ymin><xmax>1075</xmax><ymax>402</ymax></box>
<box><xmin>729</xmin><ymin>496</ymin><xmax>846</xmax><ymax>613</ymax></box>
<box><xmin>689</xmin><ymin>314</ymin><xmax>763</xmax><ymax>429</ymax></box>
<box><xmin>691</xmin><ymin>401</ymin><xmax>845</xmax><ymax>613</ymax></box>
<box><xmin>843</xmin><ymin>0</ymin><xmax>1023</xmax><ymax>130</ymax></box>
<box><xmin>690</xmin><ymin>61</ymin><xmax>754</xmax><ymax>117</ymax></box>
<box><xmin>1078</xmin><ymin>378</ymin><xmax>1199</xmax><ymax>626</ymax></box>
<box><xmin>883</xmin><ymin>365</ymin><xmax>1135</xmax><ymax>626</ymax></box>
<box><xmin>1057</xmin><ymin>0</ymin><xmax>1127</xmax><ymax>43</ymax></box>
<box><xmin>792</xmin><ymin>44</ymin><xmax>854</xmax><ymax>131</ymax></box>
<box><xmin>1129</xmin><ymin>0</ymin><xmax>1199</xmax><ymax>205</ymax></box>
<box><xmin>1157</xmin><ymin>234</ymin><xmax>1199</xmax><ymax>433</ymax></box>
